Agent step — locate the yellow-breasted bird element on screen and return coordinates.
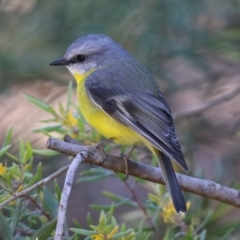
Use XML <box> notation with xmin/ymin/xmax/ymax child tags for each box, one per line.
<box><xmin>50</xmin><ymin>34</ymin><xmax>188</xmax><ymax>213</ymax></box>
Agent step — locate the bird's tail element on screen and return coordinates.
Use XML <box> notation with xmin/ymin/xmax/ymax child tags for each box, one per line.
<box><xmin>157</xmin><ymin>151</ymin><xmax>186</xmax><ymax>213</ymax></box>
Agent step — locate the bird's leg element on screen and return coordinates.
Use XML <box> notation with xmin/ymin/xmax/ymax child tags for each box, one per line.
<box><xmin>122</xmin><ymin>145</ymin><xmax>135</xmax><ymax>179</ymax></box>
<box><xmin>94</xmin><ymin>138</ymin><xmax>115</xmax><ymax>165</ymax></box>
<box><xmin>95</xmin><ymin>137</ymin><xmax>115</xmax><ymax>149</ymax></box>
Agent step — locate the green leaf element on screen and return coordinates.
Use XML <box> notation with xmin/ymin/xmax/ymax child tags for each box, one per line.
<box><xmin>106</xmin><ymin>203</ymin><xmax>114</xmax><ymax>224</ymax></box>
<box><xmin>86</xmin><ymin>212</ymin><xmax>92</xmax><ymax>226</ymax></box>
<box><xmin>40</xmin><ymin>118</ymin><xmax>58</xmax><ymax>123</ymax></box>
<box><xmin>72</xmin><ymin>218</ymin><xmax>81</xmax><ymax>228</ymax></box>
<box><xmin>36</xmin><ymin>162</ymin><xmax>42</xmax><ymax>182</ymax></box>
<box><xmin>199</xmin><ymin>229</ymin><xmax>207</xmax><ymax>240</ymax></box>
<box><xmin>136</xmin><ymin>217</ymin><xmax>151</xmax><ymax>240</ymax></box>
<box><xmin>29</xmin><ymin>218</ymin><xmax>57</xmax><ymax>240</ymax></box>
<box><xmin>78</xmin><ymin>168</ymin><xmax>114</xmax><ymax>183</ymax></box>
<box><xmin>24</xmin><ymin>94</ymin><xmax>57</xmax><ymax>116</ymax></box>
<box><xmin>19</xmin><ymin>139</ymin><xmax>25</xmax><ymax>162</ymax></box>
<box><xmin>25</xmin><ymin>172</ymin><xmax>38</xmax><ymax>188</ymax></box>
<box><xmin>77</xmin><ymin>118</ymin><xmax>85</xmax><ymax>133</ymax></box>
<box><xmin>32</xmin><ymin>125</ymin><xmax>63</xmax><ymax>133</ymax></box>
<box><xmin>33</xmin><ymin>149</ymin><xmax>58</xmax><ymax>156</ymax></box>
<box><xmin>220</xmin><ymin>228</ymin><xmax>234</xmax><ymax>240</ymax></box>
<box><xmin>43</xmin><ymin>187</ymin><xmax>58</xmax><ymax>219</ymax></box>
<box><xmin>111</xmin><ymin>217</ymin><xmax>117</xmax><ymax>228</ymax></box>
<box><xmin>90</xmin><ymin>199</ymin><xmax>133</xmax><ymax>210</ymax></box>
<box><xmin>32</xmin><ymin>129</ymin><xmax>53</xmax><ymax>138</ymax></box>
<box><xmin>69</xmin><ymin>228</ymin><xmax>96</xmax><ymax>236</ymax></box>
<box><xmin>142</xmin><ymin>232</ymin><xmax>152</xmax><ymax>240</ymax></box>
<box><xmin>120</xmin><ymin>222</ymin><xmax>126</xmax><ymax>232</ymax></box>
<box><xmin>5</xmin><ymin>153</ymin><xmax>21</xmax><ymax>163</ymax></box>
<box><xmin>58</xmin><ymin>101</ymin><xmax>66</xmax><ymax>117</ymax></box>
<box><xmin>77</xmin><ymin>173</ymin><xmax>112</xmax><ymax>183</ymax></box>
<box><xmin>10</xmin><ymin>199</ymin><xmax>22</xmax><ymax>232</ymax></box>
<box><xmin>195</xmin><ymin>210</ymin><xmax>213</xmax><ymax>233</ymax></box>
<box><xmin>2</xmin><ymin>126</ymin><xmax>13</xmax><ymax>148</ymax></box>
<box><xmin>0</xmin><ymin>212</ymin><xmax>13</xmax><ymax>240</ymax></box>
<box><xmin>0</xmin><ymin>145</ymin><xmax>11</xmax><ymax>158</ymax></box>
<box><xmin>99</xmin><ymin>210</ymin><xmax>106</xmax><ymax>228</ymax></box>
<box><xmin>102</xmin><ymin>191</ymin><xmax>136</xmax><ymax>206</ymax></box>
<box><xmin>66</xmin><ymin>81</ymin><xmax>73</xmax><ymax>113</ymax></box>
<box><xmin>25</xmin><ymin>141</ymin><xmax>33</xmax><ymax>161</ymax></box>
<box><xmin>111</xmin><ymin>229</ymin><xmax>133</xmax><ymax>239</ymax></box>
<box><xmin>28</xmin><ymin>215</ymin><xmax>42</xmax><ymax>227</ymax></box>
<box><xmin>53</xmin><ymin>179</ymin><xmax>62</xmax><ymax>202</ymax></box>
<box><xmin>102</xmin><ymin>225</ymin><xmax>111</xmax><ymax>234</ymax></box>
<box><xmin>0</xmin><ymin>177</ymin><xmax>13</xmax><ymax>192</ymax></box>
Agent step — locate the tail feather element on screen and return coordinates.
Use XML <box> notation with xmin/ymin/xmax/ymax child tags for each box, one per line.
<box><xmin>157</xmin><ymin>151</ymin><xmax>186</xmax><ymax>213</ymax></box>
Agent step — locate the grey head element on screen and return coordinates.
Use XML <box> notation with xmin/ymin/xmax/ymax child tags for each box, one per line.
<box><xmin>50</xmin><ymin>34</ymin><xmax>132</xmax><ymax>75</ymax></box>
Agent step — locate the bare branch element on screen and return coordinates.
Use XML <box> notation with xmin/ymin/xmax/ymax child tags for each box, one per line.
<box><xmin>47</xmin><ymin>137</ymin><xmax>240</xmax><ymax>209</ymax></box>
<box><xmin>173</xmin><ymin>86</ymin><xmax>240</xmax><ymax>119</ymax></box>
<box><xmin>0</xmin><ymin>165</ymin><xmax>69</xmax><ymax>210</ymax></box>
<box><xmin>54</xmin><ymin>152</ymin><xmax>87</xmax><ymax>240</ymax></box>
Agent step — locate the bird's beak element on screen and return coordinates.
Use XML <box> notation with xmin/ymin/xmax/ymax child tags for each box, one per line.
<box><xmin>49</xmin><ymin>58</ymin><xmax>68</xmax><ymax>66</ymax></box>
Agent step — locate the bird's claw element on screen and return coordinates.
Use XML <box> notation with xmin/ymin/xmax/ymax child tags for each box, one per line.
<box><xmin>95</xmin><ymin>138</ymin><xmax>115</xmax><ymax>149</ymax></box>
<box><xmin>120</xmin><ymin>145</ymin><xmax>135</xmax><ymax>180</ymax></box>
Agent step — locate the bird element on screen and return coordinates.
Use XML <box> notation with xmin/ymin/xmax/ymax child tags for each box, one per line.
<box><xmin>50</xmin><ymin>34</ymin><xmax>188</xmax><ymax>213</ymax></box>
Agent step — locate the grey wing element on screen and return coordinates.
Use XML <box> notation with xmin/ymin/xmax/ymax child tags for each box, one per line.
<box><xmin>85</xmin><ymin>71</ymin><xmax>188</xmax><ymax>171</ymax></box>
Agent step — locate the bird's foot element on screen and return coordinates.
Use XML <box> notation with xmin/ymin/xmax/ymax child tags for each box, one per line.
<box><xmin>95</xmin><ymin>138</ymin><xmax>115</xmax><ymax>149</ymax></box>
<box><xmin>94</xmin><ymin>138</ymin><xmax>115</xmax><ymax>165</ymax></box>
<box><xmin>121</xmin><ymin>145</ymin><xmax>135</xmax><ymax>180</ymax></box>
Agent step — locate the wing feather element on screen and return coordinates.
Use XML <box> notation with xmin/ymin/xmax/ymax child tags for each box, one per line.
<box><xmin>85</xmin><ymin>70</ymin><xmax>188</xmax><ymax>171</ymax></box>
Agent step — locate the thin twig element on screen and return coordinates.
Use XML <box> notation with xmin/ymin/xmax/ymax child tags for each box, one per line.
<box><xmin>25</xmin><ymin>195</ymin><xmax>51</xmax><ymax>221</ymax></box>
<box><xmin>47</xmin><ymin>137</ymin><xmax>240</xmax><ymax>209</ymax></box>
<box><xmin>0</xmin><ymin>165</ymin><xmax>69</xmax><ymax>210</ymax></box>
<box><xmin>54</xmin><ymin>151</ymin><xmax>87</xmax><ymax>240</ymax></box>
<box><xmin>123</xmin><ymin>180</ymin><xmax>160</xmax><ymax>239</ymax></box>
<box><xmin>173</xmin><ymin>86</ymin><xmax>240</xmax><ymax>119</ymax></box>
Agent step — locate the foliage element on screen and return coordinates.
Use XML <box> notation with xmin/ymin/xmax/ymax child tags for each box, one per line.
<box><xmin>0</xmin><ymin>0</ymin><xmax>240</xmax><ymax>90</ymax></box>
<box><xmin>0</xmin><ymin>128</ymin><xmax>58</xmax><ymax>239</ymax></box>
<box><xmin>1</xmin><ymin>1</ymin><xmax>240</xmax><ymax>239</ymax></box>
<box><xmin>0</xmin><ymin>82</ymin><xmax>239</xmax><ymax>239</ymax></box>
<box><xmin>70</xmin><ymin>204</ymin><xmax>137</xmax><ymax>240</ymax></box>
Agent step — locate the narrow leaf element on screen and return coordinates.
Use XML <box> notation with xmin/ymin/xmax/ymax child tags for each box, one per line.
<box><xmin>33</xmin><ymin>149</ymin><xmax>58</xmax><ymax>156</ymax></box>
<box><xmin>2</xmin><ymin>126</ymin><xmax>13</xmax><ymax>148</ymax></box>
<box><xmin>195</xmin><ymin>210</ymin><xmax>213</xmax><ymax>233</ymax></box>
<box><xmin>111</xmin><ymin>229</ymin><xmax>133</xmax><ymax>239</ymax></box>
<box><xmin>10</xmin><ymin>199</ymin><xmax>22</xmax><ymax>232</ymax></box>
<box><xmin>32</xmin><ymin>125</ymin><xmax>62</xmax><ymax>133</ymax></box>
<box><xmin>106</xmin><ymin>203</ymin><xmax>114</xmax><ymax>224</ymax></box>
<box><xmin>19</xmin><ymin>139</ymin><xmax>25</xmax><ymax>162</ymax></box>
<box><xmin>0</xmin><ymin>212</ymin><xmax>13</xmax><ymax>240</ymax></box>
<box><xmin>0</xmin><ymin>177</ymin><xmax>14</xmax><ymax>192</ymax></box>
<box><xmin>25</xmin><ymin>173</ymin><xmax>38</xmax><ymax>188</ymax></box>
<box><xmin>5</xmin><ymin>153</ymin><xmax>21</xmax><ymax>163</ymax></box>
<box><xmin>199</xmin><ymin>229</ymin><xmax>206</xmax><ymax>240</ymax></box>
<box><xmin>220</xmin><ymin>228</ymin><xmax>234</xmax><ymax>240</ymax></box>
<box><xmin>24</xmin><ymin>94</ymin><xmax>57</xmax><ymax>116</ymax></box>
<box><xmin>77</xmin><ymin>173</ymin><xmax>112</xmax><ymax>183</ymax></box>
<box><xmin>58</xmin><ymin>101</ymin><xmax>66</xmax><ymax>117</ymax></box>
<box><xmin>37</xmin><ymin>162</ymin><xmax>42</xmax><ymax>182</ymax></box>
<box><xmin>90</xmin><ymin>199</ymin><xmax>134</xmax><ymax>210</ymax></box>
<box><xmin>0</xmin><ymin>145</ymin><xmax>11</xmax><ymax>158</ymax></box>
<box><xmin>69</xmin><ymin>228</ymin><xmax>96</xmax><ymax>236</ymax></box>
<box><xmin>25</xmin><ymin>141</ymin><xmax>33</xmax><ymax>161</ymax></box>
<box><xmin>29</xmin><ymin>218</ymin><xmax>57</xmax><ymax>240</ymax></box>
<box><xmin>43</xmin><ymin>187</ymin><xmax>58</xmax><ymax>219</ymax></box>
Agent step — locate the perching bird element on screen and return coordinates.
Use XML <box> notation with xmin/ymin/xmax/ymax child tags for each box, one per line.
<box><xmin>50</xmin><ymin>34</ymin><xmax>188</xmax><ymax>213</ymax></box>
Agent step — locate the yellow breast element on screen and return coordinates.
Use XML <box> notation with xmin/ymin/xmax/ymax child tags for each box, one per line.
<box><xmin>73</xmin><ymin>72</ymin><xmax>141</xmax><ymax>145</ymax></box>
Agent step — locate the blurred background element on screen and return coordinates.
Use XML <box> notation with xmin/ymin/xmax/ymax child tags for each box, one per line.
<box><xmin>1</xmin><ymin>0</ymin><xmax>240</xmax><ymax>237</ymax></box>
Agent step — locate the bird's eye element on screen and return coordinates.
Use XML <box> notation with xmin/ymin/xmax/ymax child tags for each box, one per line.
<box><xmin>77</xmin><ymin>54</ymin><xmax>86</xmax><ymax>62</ymax></box>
